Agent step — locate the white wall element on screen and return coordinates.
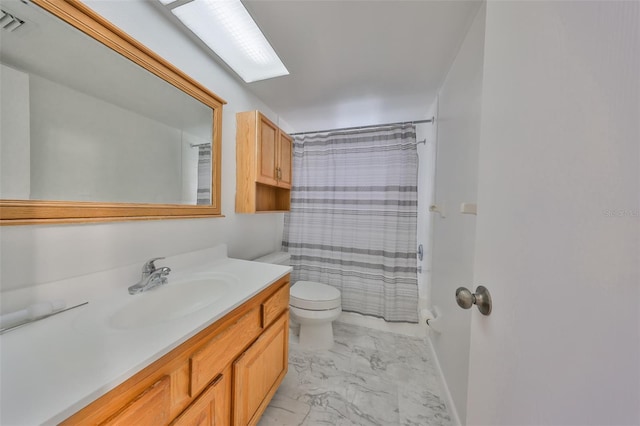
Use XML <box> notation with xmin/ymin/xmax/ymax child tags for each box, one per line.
<box><xmin>429</xmin><ymin>4</ymin><xmax>486</xmax><ymax>424</ymax></box>
<box><xmin>29</xmin><ymin>74</ymin><xmax>184</xmax><ymax>203</ymax></box>
<box><xmin>277</xmin><ymin>93</ymin><xmax>434</xmax><ymax>134</ymax></box>
<box><xmin>0</xmin><ymin>64</ymin><xmax>30</xmax><ymax>199</ymax></box>
<box><xmin>0</xmin><ymin>0</ymin><xmax>286</xmax><ymax>293</ymax></box>
<box><xmin>467</xmin><ymin>1</ymin><xmax>639</xmax><ymax>424</ymax></box>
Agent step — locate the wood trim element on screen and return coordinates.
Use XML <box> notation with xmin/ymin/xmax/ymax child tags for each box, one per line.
<box><xmin>0</xmin><ymin>200</ymin><xmax>223</xmax><ymax>226</ymax></box>
<box><xmin>1</xmin><ymin>0</ymin><xmax>225</xmax><ymax>226</ymax></box>
<box><xmin>235</xmin><ymin>111</ymin><xmax>258</xmax><ymax>213</ymax></box>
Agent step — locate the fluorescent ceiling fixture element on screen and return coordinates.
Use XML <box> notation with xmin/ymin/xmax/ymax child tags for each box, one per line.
<box><xmin>167</xmin><ymin>0</ymin><xmax>289</xmax><ymax>83</ymax></box>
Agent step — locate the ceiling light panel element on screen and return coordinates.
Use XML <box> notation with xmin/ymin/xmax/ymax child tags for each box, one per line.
<box><xmin>167</xmin><ymin>0</ymin><xmax>289</xmax><ymax>83</ymax></box>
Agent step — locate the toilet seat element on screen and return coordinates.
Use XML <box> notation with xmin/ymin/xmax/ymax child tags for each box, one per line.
<box><xmin>290</xmin><ymin>281</ymin><xmax>341</xmax><ymax>311</ymax></box>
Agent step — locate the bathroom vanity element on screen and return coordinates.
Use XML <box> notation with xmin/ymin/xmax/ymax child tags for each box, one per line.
<box><xmin>64</xmin><ymin>277</ymin><xmax>289</xmax><ymax>426</ymax></box>
<box><xmin>0</xmin><ymin>246</ymin><xmax>291</xmax><ymax>425</ymax></box>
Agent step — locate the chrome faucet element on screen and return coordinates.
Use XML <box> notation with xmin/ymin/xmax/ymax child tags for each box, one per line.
<box><xmin>128</xmin><ymin>257</ymin><xmax>171</xmax><ymax>295</ymax></box>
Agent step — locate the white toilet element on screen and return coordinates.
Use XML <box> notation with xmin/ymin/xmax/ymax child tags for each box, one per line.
<box><xmin>253</xmin><ymin>251</ymin><xmax>342</xmax><ymax>350</ymax></box>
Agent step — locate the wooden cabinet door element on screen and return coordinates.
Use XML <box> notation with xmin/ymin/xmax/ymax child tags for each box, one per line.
<box><xmin>256</xmin><ymin>114</ymin><xmax>278</xmax><ymax>186</ymax></box>
<box><xmin>232</xmin><ymin>313</ymin><xmax>289</xmax><ymax>426</ymax></box>
<box><xmin>171</xmin><ymin>374</ymin><xmax>229</xmax><ymax>426</ymax></box>
<box><xmin>277</xmin><ymin>132</ymin><xmax>292</xmax><ymax>189</ymax></box>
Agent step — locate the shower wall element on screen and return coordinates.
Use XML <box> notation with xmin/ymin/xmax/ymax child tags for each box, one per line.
<box><xmin>415</xmin><ymin>113</ymin><xmax>437</xmax><ymax>304</ymax></box>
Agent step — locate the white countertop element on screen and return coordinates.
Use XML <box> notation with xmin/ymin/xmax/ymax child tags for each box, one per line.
<box><xmin>0</xmin><ymin>247</ymin><xmax>290</xmax><ymax>425</ymax></box>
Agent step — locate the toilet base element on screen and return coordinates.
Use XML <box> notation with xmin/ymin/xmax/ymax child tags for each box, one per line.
<box><xmin>289</xmin><ymin>319</ymin><xmax>300</xmax><ymax>336</ymax></box>
<box><xmin>290</xmin><ymin>305</ymin><xmax>341</xmax><ymax>351</ymax></box>
<box><xmin>298</xmin><ymin>322</ymin><xmax>335</xmax><ymax>350</ymax></box>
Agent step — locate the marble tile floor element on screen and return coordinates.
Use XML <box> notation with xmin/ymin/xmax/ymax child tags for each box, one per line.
<box><xmin>258</xmin><ymin>322</ymin><xmax>452</xmax><ymax>426</ymax></box>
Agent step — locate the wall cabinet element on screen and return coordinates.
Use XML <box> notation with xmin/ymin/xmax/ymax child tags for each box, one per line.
<box><xmin>62</xmin><ymin>276</ymin><xmax>290</xmax><ymax>426</ymax></box>
<box><xmin>236</xmin><ymin>111</ymin><xmax>293</xmax><ymax>213</ymax></box>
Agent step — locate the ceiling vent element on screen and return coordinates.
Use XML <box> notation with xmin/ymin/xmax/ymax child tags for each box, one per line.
<box><xmin>0</xmin><ymin>9</ymin><xmax>25</xmax><ymax>32</ymax></box>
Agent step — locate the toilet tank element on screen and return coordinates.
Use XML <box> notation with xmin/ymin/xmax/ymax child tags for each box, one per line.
<box><xmin>253</xmin><ymin>251</ymin><xmax>291</xmax><ymax>266</ymax></box>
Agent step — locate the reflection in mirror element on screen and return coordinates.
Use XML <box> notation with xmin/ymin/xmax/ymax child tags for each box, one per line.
<box><xmin>0</xmin><ymin>0</ymin><xmax>212</xmax><ymax>205</ymax></box>
<box><xmin>0</xmin><ymin>0</ymin><xmax>222</xmax><ymax>214</ymax></box>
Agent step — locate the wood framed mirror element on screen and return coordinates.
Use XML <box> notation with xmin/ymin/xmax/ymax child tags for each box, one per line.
<box><xmin>0</xmin><ymin>0</ymin><xmax>225</xmax><ymax>225</ymax></box>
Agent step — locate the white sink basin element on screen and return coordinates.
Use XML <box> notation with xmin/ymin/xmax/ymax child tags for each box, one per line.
<box><xmin>108</xmin><ymin>277</ymin><xmax>230</xmax><ymax>330</ymax></box>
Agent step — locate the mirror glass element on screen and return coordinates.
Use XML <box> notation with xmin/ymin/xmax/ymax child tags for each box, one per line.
<box><xmin>0</xmin><ymin>0</ymin><xmax>214</xmax><ymax>205</ymax></box>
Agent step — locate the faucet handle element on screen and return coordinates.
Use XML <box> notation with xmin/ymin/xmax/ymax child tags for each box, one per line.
<box><xmin>142</xmin><ymin>257</ymin><xmax>165</xmax><ymax>274</ymax></box>
<box><xmin>155</xmin><ymin>266</ymin><xmax>171</xmax><ymax>276</ymax></box>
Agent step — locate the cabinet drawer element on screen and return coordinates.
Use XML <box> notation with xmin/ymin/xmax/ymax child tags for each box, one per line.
<box><xmin>190</xmin><ymin>308</ymin><xmax>261</xmax><ymax>397</ymax></box>
<box><xmin>101</xmin><ymin>376</ymin><xmax>171</xmax><ymax>426</ymax></box>
<box><xmin>261</xmin><ymin>282</ymin><xmax>289</xmax><ymax>328</ymax></box>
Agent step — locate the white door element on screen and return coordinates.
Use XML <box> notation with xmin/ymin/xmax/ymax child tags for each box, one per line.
<box><xmin>466</xmin><ymin>2</ymin><xmax>639</xmax><ymax>425</ymax></box>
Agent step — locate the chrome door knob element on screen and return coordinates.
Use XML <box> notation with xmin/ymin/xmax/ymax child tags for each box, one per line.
<box><xmin>455</xmin><ymin>287</ymin><xmax>475</xmax><ymax>309</ymax></box>
<box><xmin>455</xmin><ymin>285</ymin><xmax>492</xmax><ymax>316</ymax></box>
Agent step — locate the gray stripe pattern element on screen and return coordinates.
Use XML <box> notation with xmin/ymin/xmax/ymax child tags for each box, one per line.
<box><xmin>197</xmin><ymin>145</ymin><xmax>211</xmax><ymax>205</ymax></box>
<box><xmin>283</xmin><ymin>123</ymin><xmax>418</xmax><ymax>323</ymax></box>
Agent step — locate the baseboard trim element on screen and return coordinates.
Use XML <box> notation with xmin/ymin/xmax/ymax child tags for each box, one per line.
<box><xmin>336</xmin><ymin>311</ymin><xmax>428</xmax><ymax>338</ymax></box>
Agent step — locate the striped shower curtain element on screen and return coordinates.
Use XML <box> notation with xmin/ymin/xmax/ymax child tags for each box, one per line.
<box><xmin>196</xmin><ymin>145</ymin><xmax>211</xmax><ymax>205</ymax></box>
<box><xmin>283</xmin><ymin>123</ymin><xmax>419</xmax><ymax>323</ymax></box>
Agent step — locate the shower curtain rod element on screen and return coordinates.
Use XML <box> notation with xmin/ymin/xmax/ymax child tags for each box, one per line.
<box><xmin>289</xmin><ymin>117</ymin><xmax>434</xmax><ymax>136</ymax></box>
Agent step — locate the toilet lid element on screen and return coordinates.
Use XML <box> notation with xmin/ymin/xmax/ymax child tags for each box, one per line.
<box><xmin>290</xmin><ymin>281</ymin><xmax>341</xmax><ymax>311</ymax></box>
